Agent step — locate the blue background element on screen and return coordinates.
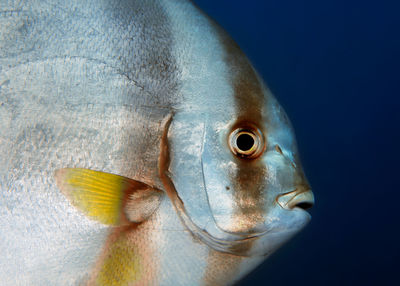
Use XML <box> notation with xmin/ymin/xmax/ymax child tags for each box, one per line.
<box><xmin>194</xmin><ymin>0</ymin><xmax>400</xmax><ymax>285</ymax></box>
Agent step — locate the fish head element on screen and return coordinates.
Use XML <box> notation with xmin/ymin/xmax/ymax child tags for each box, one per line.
<box><xmin>199</xmin><ymin>86</ymin><xmax>314</xmax><ymax>256</ymax></box>
<box><xmin>167</xmin><ymin>24</ymin><xmax>314</xmax><ymax>257</ymax></box>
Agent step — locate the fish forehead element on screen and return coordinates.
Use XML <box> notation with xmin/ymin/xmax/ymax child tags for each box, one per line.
<box><xmin>164</xmin><ymin>0</ymin><xmax>286</xmax><ymax>219</ymax></box>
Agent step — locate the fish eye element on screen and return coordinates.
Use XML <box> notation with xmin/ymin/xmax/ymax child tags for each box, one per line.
<box><xmin>229</xmin><ymin>127</ymin><xmax>264</xmax><ymax>159</ymax></box>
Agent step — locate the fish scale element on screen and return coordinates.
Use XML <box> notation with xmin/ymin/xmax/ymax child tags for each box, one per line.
<box><xmin>0</xmin><ymin>0</ymin><xmax>314</xmax><ymax>285</ymax></box>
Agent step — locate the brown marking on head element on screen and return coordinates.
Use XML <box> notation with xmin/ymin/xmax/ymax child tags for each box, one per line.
<box><xmin>215</xmin><ymin>24</ymin><xmax>268</xmax><ymax>235</ymax></box>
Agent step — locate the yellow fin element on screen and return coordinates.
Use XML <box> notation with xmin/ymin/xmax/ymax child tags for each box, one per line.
<box><xmin>55</xmin><ymin>168</ymin><xmax>162</xmax><ymax>226</ymax></box>
<box><xmin>96</xmin><ymin>234</ymin><xmax>141</xmax><ymax>285</ymax></box>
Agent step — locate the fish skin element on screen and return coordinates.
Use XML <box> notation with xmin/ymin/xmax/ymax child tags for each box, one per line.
<box><xmin>0</xmin><ymin>1</ymin><xmax>313</xmax><ymax>286</ymax></box>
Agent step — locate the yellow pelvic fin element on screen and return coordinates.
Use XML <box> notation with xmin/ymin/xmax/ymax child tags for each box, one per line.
<box><xmin>54</xmin><ymin>168</ymin><xmax>163</xmax><ymax>226</ymax></box>
<box><xmin>96</xmin><ymin>234</ymin><xmax>141</xmax><ymax>285</ymax></box>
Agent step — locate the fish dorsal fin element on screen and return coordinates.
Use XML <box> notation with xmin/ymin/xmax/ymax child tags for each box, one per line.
<box><xmin>54</xmin><ymin>168</ymin><xmax>163</xmax><ymax>226</ymax></box>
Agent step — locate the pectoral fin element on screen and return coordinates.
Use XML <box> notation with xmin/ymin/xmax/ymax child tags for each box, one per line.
<box><xmin>54</xmin><ymin>168</ymin><xmax>163</xmax><ymax>226</ymax></box>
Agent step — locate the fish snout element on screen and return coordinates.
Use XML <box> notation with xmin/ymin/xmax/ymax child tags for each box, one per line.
<box><xmin>277</xmin><ymin>187</ymin><xmax>314</xmax><ymax>211</ymax></box>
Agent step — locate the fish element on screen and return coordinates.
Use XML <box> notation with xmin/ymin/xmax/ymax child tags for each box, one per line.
<box><xmin>0</xmin><ymin>0</ymin><xmax>314</xmax><ymax>285</ymax></box>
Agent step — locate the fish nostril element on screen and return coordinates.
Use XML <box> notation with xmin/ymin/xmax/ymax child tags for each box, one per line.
<box><xmin>275</xmin><ymin>144</ymin><xmax>283</xmax><ymax>155</ymax></box>
<box><xmin>295</xmin><ymin>201</ymin><xmax>313</xmax><ymax>210</ymax></box>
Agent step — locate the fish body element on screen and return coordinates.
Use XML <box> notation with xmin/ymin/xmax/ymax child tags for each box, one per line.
<box><xmin>0</xmin><ymin>0</ymin><xmax>314</xmax><ymax>285</ymax></box>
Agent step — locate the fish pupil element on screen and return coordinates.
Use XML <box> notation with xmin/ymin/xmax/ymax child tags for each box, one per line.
<box><xmin>229</xmin><ymin>127</ymin><xmax>264</xmax><ymax>158</ymax></box>
<box><xmin>236</xmin><ymin>133</ymin><xmax>254</xmax><ymax>151</ymax></box>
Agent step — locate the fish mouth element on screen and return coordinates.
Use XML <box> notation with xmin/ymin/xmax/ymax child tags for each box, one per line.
<box><xmin>277</xmin><ymin>189</ymin><xmax>315</xmax><ymax>211</ymax></box>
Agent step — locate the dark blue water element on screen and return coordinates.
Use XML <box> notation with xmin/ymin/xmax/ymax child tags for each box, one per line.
<box><xmin>194</xmin><ymin>1</ymin><xmax>400</xmax><ymax>285</ymax></box>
